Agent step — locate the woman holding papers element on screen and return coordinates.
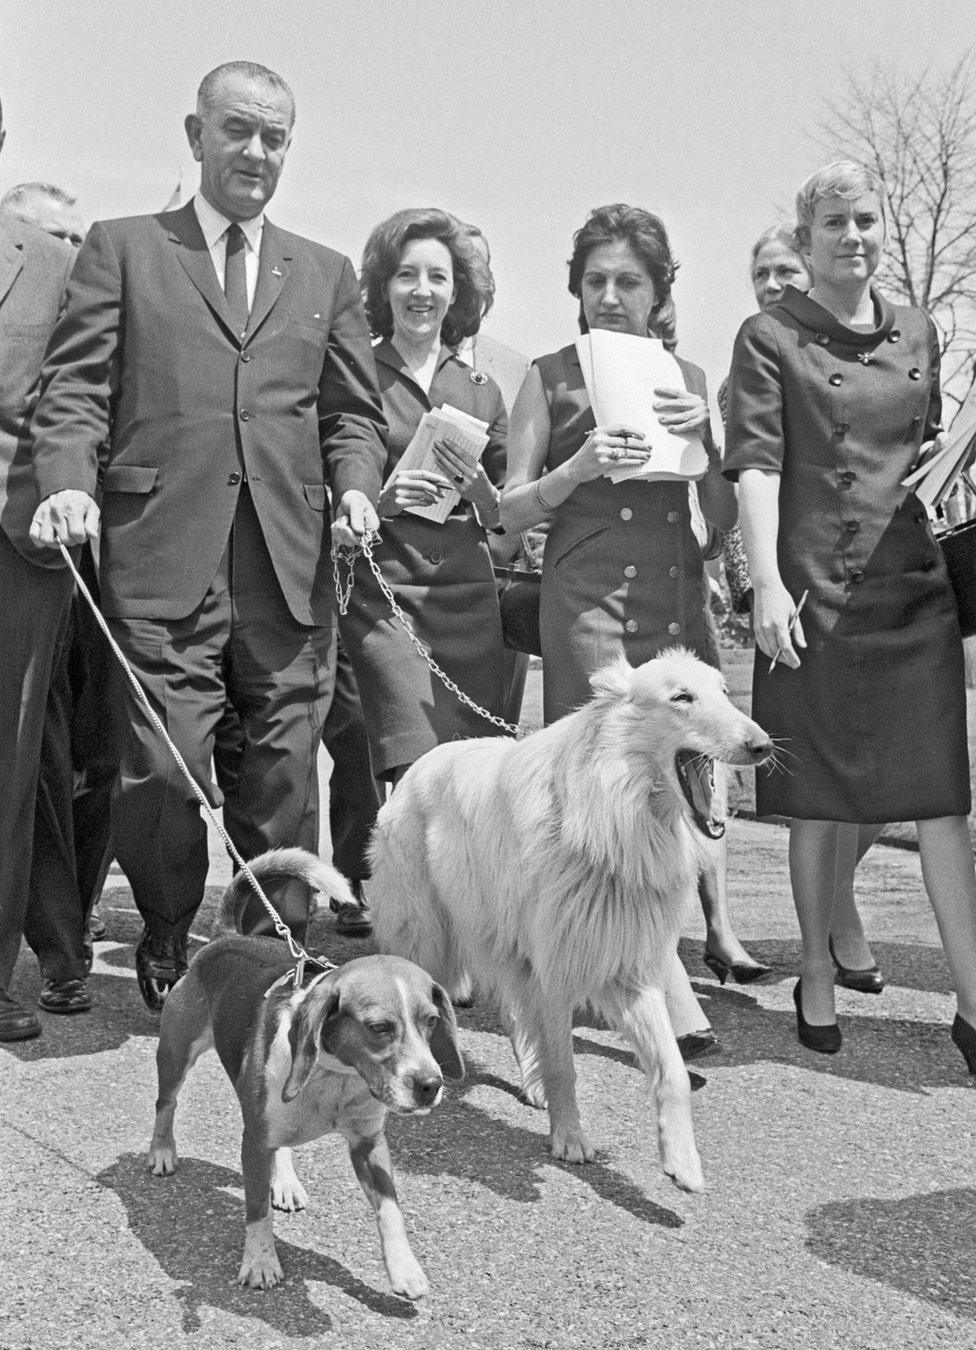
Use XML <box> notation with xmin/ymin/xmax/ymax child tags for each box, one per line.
<box><xmin>726</xmin><ymin>161</ymin><xmax>976</xmax><ymax>1071</ymax></box>
<box><xmin>501</xmin><ymin>202</ymin><xmax>737</xmax><ymax>1057</ymax></box>
<box><xmin>340</xmin><ymin>208</ymin><xmax>508</xmax><ymax>784</ymax></box>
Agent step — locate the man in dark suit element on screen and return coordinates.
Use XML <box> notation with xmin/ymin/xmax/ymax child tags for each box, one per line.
<box><xmin>0</xmin><ymin>99</ymin><xmax>80</xmax><ymax>1040</ymax></box>
<box><xmin>30</xmin><ymin>61</ymin><xmax>386</xmax><ymax>1010</ymax></box>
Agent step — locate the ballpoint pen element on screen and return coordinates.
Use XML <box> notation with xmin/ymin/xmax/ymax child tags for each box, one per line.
<box><xmin>768</xmin><ymin>589</ymin><xmax>809</xmax><ymax>673</ymax></box>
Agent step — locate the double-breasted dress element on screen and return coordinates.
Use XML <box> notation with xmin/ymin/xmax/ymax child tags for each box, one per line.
<box><xmin>340</xmin><ymin>340</ymin><xmax>508</xmax><ymax>777</ymax></box>
<box><xmin>537</xmin><ymin>343</ymin><xmax>720</xmax><ymax>725</ymax></box>
<box><xmin>724</xmin><ymin>286</ymin><xmax>970</xmax><ymax>822</ymax></box>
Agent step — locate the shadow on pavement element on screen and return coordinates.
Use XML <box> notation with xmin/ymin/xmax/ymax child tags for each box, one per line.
<box><xmin>97</xmin><ymin>1153</ymin><xmax>417</xmax><ymax>1336</ymax></box>
<box><xmin>805</xmin><ymin>1187</ymin><xmax>976</xmax><ymax>1319</ymax></box>
<box><xmin>387</xmin><ymin>1061</ymin><xmax>685</xmax><ymax>1231</ymax></box>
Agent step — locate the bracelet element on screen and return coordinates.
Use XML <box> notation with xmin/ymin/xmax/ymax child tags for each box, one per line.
<box><xmin>534</xmin><ymin>478</ymin><xmax>557</xmax><ymax>515</ymax></box>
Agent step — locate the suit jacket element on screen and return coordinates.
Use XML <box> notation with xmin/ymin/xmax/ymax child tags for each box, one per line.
<box><xmin>31</xmin><ymin>202</ymin><xmax>387</xmax><ymax>623</ymax></box>
<box><xmin>0</xmin><ymin>213</ymin><xmax>73</xmax><ymax>564</ymax></box>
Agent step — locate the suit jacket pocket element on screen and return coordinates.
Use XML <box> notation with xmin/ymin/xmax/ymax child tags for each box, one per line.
<box><xmin>303</xmin><ymin>483</ymin><xmax>327</xmax><ymax>511</ymax></box>
<box><xmin>102</xmin><ymin>465</ymin><xmax>159</xmax><ymax>494</ymax></box>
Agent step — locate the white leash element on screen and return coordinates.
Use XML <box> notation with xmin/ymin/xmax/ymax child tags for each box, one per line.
<box><xmin>57</xmin><ymin>541</ymin><xmax>322</xmax><ymax>984</ymax></box>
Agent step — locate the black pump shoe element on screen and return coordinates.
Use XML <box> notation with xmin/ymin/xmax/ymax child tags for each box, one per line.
<box><xmin>828</xmin><ymin>938</ymin><xmax>884</xmax><ymax>995</ymax></box>
<box><xmin>793</xmin><ymin>979</ymin><xmax>841</xmax><ymax>1055</ymax></box>
<box><xmin>951</xmin><ymin>1013</ymin><xmax>976</xmax><ymax>1076</ymax></box>
<box><xmin>676</xmin><ymin>1031</ymin><xmax>721</xmax><ymax>1062</ymax></box>
<box><xmin>703</xmin><ymin>944</ymin><xmax>771</xmax><ymax>986</ymax></box>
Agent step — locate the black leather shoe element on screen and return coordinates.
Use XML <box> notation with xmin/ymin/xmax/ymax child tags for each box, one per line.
<box><xmin>0</xmin><ymin>989</ymin><xmax>41</xmax><ymax>1041</ymax></box>
<box><xmin>793</xmin><ymin>979</ymin><xmax>841</xmax><ymax>1054</ymax></box>
<box><xmin>39</xmin><ymin>978</ymin><xmax>92</xmax><ymax>1015</ymax></box>
<box><xmin>135</xmin><ymin>928</ymin><xmax>187</xmax><ymax>1013</ymax></box>
<box><xmin>951</xmin><ymin>1013</ymin><xmax>976</xmax><ymax>1076</ymax></box>
<box><xmin>676</xmin><ymin>1031</ymin><xmax>721</xmax><ymax>1062</ymax></box>
<box><xmin>829</xmin><ymin>938</ymin><xmax>884</xmax><ymax>994</ymax></box>
<box><xmin>331</xmin><ymin>881</ymin><xmax>372</xmax><ymax>938</ymax></box>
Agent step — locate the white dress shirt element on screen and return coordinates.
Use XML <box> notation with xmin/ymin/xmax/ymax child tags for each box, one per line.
<box><xmin>192</xmin><ymin>194</ymin><xmax>263</xmax><ymax>310</ymax></box>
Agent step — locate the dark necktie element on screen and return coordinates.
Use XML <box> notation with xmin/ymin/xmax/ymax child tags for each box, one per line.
<box><xmin>224</xmin><ymin>223</ymin><xmax>249</xmax><ymax>335</ymax></box>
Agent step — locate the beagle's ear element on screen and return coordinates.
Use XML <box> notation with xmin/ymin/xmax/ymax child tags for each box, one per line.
<box><xmin>282</xmin><ymin>982</ymin><xmax>341</xmax><ymax>1103</ymax></box>
<box><xmin>430</xmin><ymin>982</ymin><xmax>465</xmax><ymax>1082</ymax></box>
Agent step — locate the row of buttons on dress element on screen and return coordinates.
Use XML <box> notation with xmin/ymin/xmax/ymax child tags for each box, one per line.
<box><xmin>618</xmin><ymin>504</ymin><xmax>681</xmax><ymax>637</ymax></box>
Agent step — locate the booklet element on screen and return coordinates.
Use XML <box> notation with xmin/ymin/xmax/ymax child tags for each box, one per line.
<box><xmin>390</xmin><ymin>404</ymin><xmax>490</xmax><ymax>523</ymax></box>
<box><xmin>575</xmin><ymin>329</ymin><xmax>709</xmax><ymax>482</ymax></box>
<box><xmin>902</xmin><ymin>387</ymin><xmax>976</xmax><ymax>510</ymax></box>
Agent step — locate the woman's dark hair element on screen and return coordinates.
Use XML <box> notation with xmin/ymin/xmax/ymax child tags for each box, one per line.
<box><xmin>568</xmin><ymin>203</ymin><xmax>678</xmax><ymax>334</ymax></box>
<box><xmin>361</xmin><ymin>207</ymin><xmax>494</xmax><ymax>348</ymax></box>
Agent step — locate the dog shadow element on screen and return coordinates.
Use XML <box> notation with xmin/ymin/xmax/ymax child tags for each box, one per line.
<box><xmin>386</xmin><ymin>1059</ymin><xmax>684</xmax><ymax>1231</ymax></box>
<box><xmin>97</xmin><ymin>1153</ymin><xmax>416</xmax><ymax>1336</ymax></box>
<box><xmin>805</xmin><ymin>1187</ymin><xmax>976</xmax><ymax>1320</ymax></box>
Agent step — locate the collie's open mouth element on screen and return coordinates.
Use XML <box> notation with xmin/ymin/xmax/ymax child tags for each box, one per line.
<box><xmin>675</xmin><ymin>751</ymin><xmax>725</xmax><ymax>839</ymax></box>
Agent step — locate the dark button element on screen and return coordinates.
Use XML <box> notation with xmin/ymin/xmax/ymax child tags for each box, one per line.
<box><xmin>669</xmin><ymin>565</ymin><xmax>679</xmax><ymax>579</ymax></box>
<box><xmin>667</xmin><ymin>622</ymin><xmax>681</xmax><ymax>636</ymax></box>
<box><xmin>888</xmin><ymin>329</ymin><xmax>901</xmax><ymax>343</ymax></box>
<box><xmin>623</xmin><ymin>565</ymin><xmax>637</xmax><ymax>579</ymax></box>
<box><xmin>429</xmin><ymin>551</ymin><xmax>444</xmax><ymax>564</ymax></box>
<box><xmin>908</xmin><ymin>368</ymin><xmax>921</xmax><ymax>381</ymax></box>
<box><xmin>844</xmin><ymin>519</ymin><xmax>860</xmax><ymax>534</ymax></box>
<box><xmin>239</xmin><ymin>409</ymin><xmax>251</xmax><ymax>421</ymax></box>
<box><xmin>828</xmin><ymin>373</ymin><xmax>843</xmax><ymax>387</ymax></box>
<box><xmin>839</xmin><ymin>470</ymin><xmax>856</xmax><ymax>485</ymax></box>
<box><xmin>815</xmin><ymin>333</ymin><xmax>829</xmax><ymax>346</ymax></box>
<box><xmin>625</xmin><ymin>619</ymin><xmax>638</xmax><ymax>634</ymax></box>
<box><xmin>227</xmin><ymin>472</ymin><xmax>241</xmax><ymax>486</ymax></box>
<box><xmin>620</xmin><ymin>507</ymin><xmax>633</xmax><ymax>521</ymax></box>
<box><xmin>915</xmin><ymin>510</ymin><xmax>926</xmax><ymax>523</ymax></box>
<box><xmin>834</xmin><ymin>421</ymin><xmax>850</xmax><ymax>436</ymax></box>
<box><xmin>240</xmin><ymin>352</ymin><xmax>251</xmax><ymax>363</ymax></box>
<box><xmin>666</xmin><ymin>510</ymin><xmax>679</xmax><ymax>524</ymax></box>
<box><xmin>850</xmin><ymin>569</ymin><xmax>864</xmax><ymax>583</ymax></box>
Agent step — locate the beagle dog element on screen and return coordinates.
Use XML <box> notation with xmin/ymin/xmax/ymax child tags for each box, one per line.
<box><xmin>147</xmin><ymin>848</ymin><xmax>463</xmax><ymax>1299</ymax></box>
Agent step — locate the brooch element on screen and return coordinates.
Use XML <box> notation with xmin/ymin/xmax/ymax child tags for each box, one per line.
<box><xmin>469</xmin><ymin>369</ymin><xmax>488</xmax><ymax>385</ymax></box>
<box><xmin>857</xmin><ymin>351</ymin><xmax>872</xmax><ymax>365</ymax></box>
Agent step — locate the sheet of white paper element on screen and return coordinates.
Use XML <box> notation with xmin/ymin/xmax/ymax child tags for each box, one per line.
<box><xmin>574</xmin><ymin>330</ymin><xmax>709</xmax><ymax>482</ymax></box>
<box><xmin>388</xmin><ymin>404</ymin><xmax>490</xmax><ymax>523</ymax></box>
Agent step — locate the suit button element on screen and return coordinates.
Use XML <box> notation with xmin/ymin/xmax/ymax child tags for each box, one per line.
<box><xmin>888</xmin><ymin>329</ymin><xmax>901</xmax><ymax>343</ymax></box>
<box><xmin>623</xmin><ymin>565</ymin><xmax>637</xmax><ymax>579</ymax></box>
<box><xmin>228</xmin><ymin>472</ymin><xmax>241</xmax><ymax>486</ymax></box>
<box><xmin>240</xmin><ymin>352</ymin><xmax>251</xmax><ymax>363</ymax></box>
<box><xmin>429</xmin><ymin>551</ymin><xmax>444</xmax><ymax>564</ymax></box>
<box><xmin>625</xmin><ymin>619</ymin><xmax>638</xmax><ymax>634</ymax></box>
<box><xmin>909</xmin><ymin>368</ymin><xmax>921</xmax><ymax>380</ymax></box>
<box><xmin>834</xmin><ymin>422</ymin><xmax>850</xmax><ymax>436</ymax></box>
<box><xmin>239</xmin><ymin>409</ymin><xmax>251</xmax><ymax>420</ymax></box>
<box><xmin>669</xmin><ymin>565</ymin><xmax>679</xmax><ymax>579</ymax></box>
<box><xmin>839</xmin><ymin>470</ymin><xmax>855</xmax><ymax>486</ymax></box>
<box><xmin>667</xmin><ymin>510</ymin><xmax>679</xmax><ymax>524</ymax></box>
<box><xmin>850</xmin><ymin>569</ymin><xmax>864</xmax><ymax>583</ymax></box>
<box><xmin>815</xmin><ymin>332</ymin><xmax>829</xmax><ymax>345</ymax></box>
<box><xmin>667</xmin><ymin>622</ymin><xmax>681</xmax><ymax>636</ymax></box>
<box><xmin>845</xmin><ymin>520</ymin><xmax>859</xmax><ymax>533</ymax></box>
<box><xmin>828</xmin><ymin>373</ymin><xmax>843</xmax><ymax>386</ymax></box>
<box><xmin>620</xmin><ymin>507</ymin><xmax>633</xmax><ymax>521</ymax></box>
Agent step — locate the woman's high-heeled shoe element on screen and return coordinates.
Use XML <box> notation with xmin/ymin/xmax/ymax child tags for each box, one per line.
<box><xmin>703</xmin><ymin>944</ymin><xmax>771</xmax><ymax>986</ymax></box>
<box><xmin>793</xmin><ymin>979</ymin><xmax>841</xmax><ymax>1055</ymax></box>
<box><xmin>828</xmin><ymin>937</ymin><xmax>884</xmax><ymax>995</ymax></box>
<box><xmin>951</xmin><ymin>1013</ymin><xmax>976</xmax><ymax>1076</ymax></box>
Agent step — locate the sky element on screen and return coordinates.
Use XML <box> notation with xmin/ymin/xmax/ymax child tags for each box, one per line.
<box><xmin>3</xmin><ymin>0</ymin><xmax>976</xmax><ymax>404</ymax></box>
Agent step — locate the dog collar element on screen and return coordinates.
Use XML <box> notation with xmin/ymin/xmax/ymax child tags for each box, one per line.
<box><xmin>264</xmin><ymin>957</ymin><xmax>335</xmax><ymax>1000</ymax></box>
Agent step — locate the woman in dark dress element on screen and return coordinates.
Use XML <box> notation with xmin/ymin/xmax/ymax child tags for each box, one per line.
<box><xmin>500</xmin><ymin>203</ymin><xmax>737</xmax><ymax>1050</ymax></box>
<box><xmin>339</xmin><ymin>208</ymin><xmax>508</xmax><ymax>785</ymax></box>
<box><xmin>726</xmin><ymin>161</ymin><xmax>976</xmax><ymax>1069</ymax></box>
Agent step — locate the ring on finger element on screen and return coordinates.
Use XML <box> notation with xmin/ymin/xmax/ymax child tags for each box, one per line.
<box><xmin>452</xmin><ymin>473</ymin><xmax>464</xmax><ymax>484</ymax></box>
<box><xmin>610</xmin><ymin>447</ymin><xmax>623</xmax><ymax>462</ymax></box>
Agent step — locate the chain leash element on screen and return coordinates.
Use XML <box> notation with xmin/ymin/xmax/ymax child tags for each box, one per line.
<box><xmin>57</xmin><ymin>542</ymin><xmax>328</xmax><ymax>986</ymax></box>
<box><xmin>332</xmin><ymin>532</ymin><xmax>522</xmax><ymax>738</ymax></box>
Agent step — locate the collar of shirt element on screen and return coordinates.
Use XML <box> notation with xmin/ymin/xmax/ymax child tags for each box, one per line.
<box><xmin>192</xmin><ymin>194</ymin><xmax>264</xmax><ymax>306</ymax></box>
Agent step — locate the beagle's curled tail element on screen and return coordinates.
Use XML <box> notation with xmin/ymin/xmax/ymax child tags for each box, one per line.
<box><xmin>212</xmin><ymin>847</ymin><xmax>358</xmax><ymax>938</ymax></box>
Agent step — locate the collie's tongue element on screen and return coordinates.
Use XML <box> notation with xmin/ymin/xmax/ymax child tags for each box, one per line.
<box><xmin>675</xmin><ymin>751</ymin><xmax>725</xmax><ymax>839</ymax></box>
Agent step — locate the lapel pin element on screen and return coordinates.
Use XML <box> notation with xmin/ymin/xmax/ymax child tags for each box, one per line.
<box><xmin>470</xmin><ymin>369</ymin><xmax>488</xmax><ymax>385</ymax></box>
<box><xmin>272</xmin><ymin>265</ymin><xmax>282</xmax><ymax>277</ymax></box>
<box><xmin>313</xmin><ymin>313</ymin><xmax>321</xmax><ymax>320</ymax></box>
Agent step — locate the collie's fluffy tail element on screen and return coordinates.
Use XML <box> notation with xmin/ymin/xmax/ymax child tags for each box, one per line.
<box><xmin>211</xmin><ymin>847</ymin><xmax>357</xmax><ymax>938</ymax></box>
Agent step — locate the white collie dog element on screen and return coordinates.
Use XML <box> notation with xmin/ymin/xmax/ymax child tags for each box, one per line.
<box><xmin>369</xmin><ymin>650</ymin><xmax>773</xmax><ymax>1193</ymax></box>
